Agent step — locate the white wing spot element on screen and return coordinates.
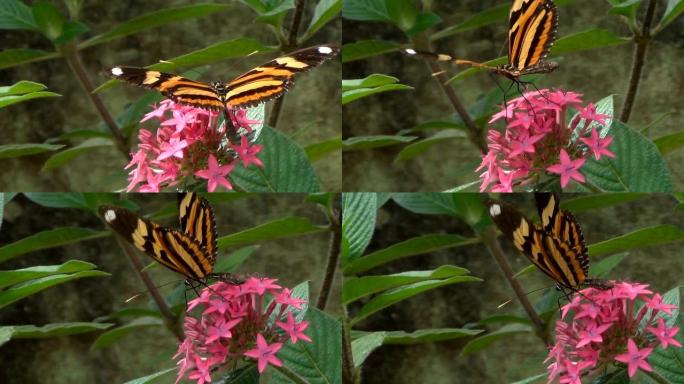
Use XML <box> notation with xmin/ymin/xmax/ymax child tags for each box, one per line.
<box><xmin>489</xmin><ymin>204</ymin><xmax>502</xmax><ymax>217</ymax></box>
<box><xmin>104</xmin><ymin>209</ymin><xmax>117</xmax><ymax>223</ymax></box>
<box><xmin>404</xmin><ymin>48</ymin><xmax>417</xmax><ymax>55</ymax></box>
<box><xmin>111</xmin><ymin>67</ymin><xmax>123</xmax><ymax>76</ymax></box>
<box><xmin>318</xmin><ymin>46</ymin><xmax>333</xmax><ymax>55</ymax></box>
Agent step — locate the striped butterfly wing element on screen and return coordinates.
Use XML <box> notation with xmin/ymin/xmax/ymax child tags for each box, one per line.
<box><xmin>106</xmin><ymin>67</ymin><xmax>225</xmax><ymax>111</ymax></box>
<box><xmin>100</xmin><ymin>205</ymin><xmax>214</xmax><ymax>281</ymax></box>
<box><xmin>508</xmin><ymin>0</ymin><xmax>558</xmax><ymax>74</ymax></box>
<box><xmin>488</xmin><ymin>199</ymin><xmax>586</xmax><ymax>289</ymax></box>
<box><xmin>225</xmin><ymin>44</ymin><xmax>340</xmax><ymax>109</ymax></box>
<box><xmin>177</xmin><ymin>192</ymin><xmax>217</xmax><ymax>265</ymax></box>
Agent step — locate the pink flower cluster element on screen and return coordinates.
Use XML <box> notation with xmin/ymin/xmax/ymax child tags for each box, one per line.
<box><xmin>546</xmin><ymin>281</ymin><xmax>681</xmax><ymax>383</ymax></box>
<box><xmin>174</xmin><ymin>277</ymin><xmax>311</xmax><ymax>384</ymax></box>
<box><xmin>125</xmin><ymin>100</ymin><xmax>264</xmax><ymax>192</ymax></box>
<box><xmin>477</xmin><ymin>89</ymin><xmax>615</xmax><ymax>192</ymax></box>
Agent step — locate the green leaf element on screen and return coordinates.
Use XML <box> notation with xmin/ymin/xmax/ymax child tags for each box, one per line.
<box><xmin>342</xmin><ymin>74</ymin><xmax>402</xmax><ymax>90</ymax></box>
<box><xmin>394</xmin><ymin>129</ymin><xmax>466</xmax><ymax>163</ymax></box>
<box><xmin>350</xmin><ymin>276</ymin><xmax>482</xmax><ymax>325</ymax></box>
<box><xmin>31</xmin><ymin>2</ymin><xmax>65</xmax><ymax>40</ymax></box>
<box><xmin>0</xmin><ymin>322</ymin><xmax>113</xmax><ymax>347</ymax></box>
<box><xmin>0</xmin><ymin>227</ymin><xmax>109</xmax><ymax>263</ymax></box>
<box><xmin>391</xmin><ymin>193</ymin><xmax>461</xmax><ymax>216</ymax></box>
<box><xmin>646</xmin><ymin>289</ymin><xmax>684</xmax><ymax>383</ymax></box>
<box><xmin>431</xmin><ymin>3</ymin><xmax>509</xmax><ymax>40</ymax></box>
<box><xmin>342</xmin><ymin>81</ymin><xmax>413</xmax><ymax>104</ymax></box>
<box><xmin>53</xmin><ymin>21</ymin><xmax>89</xmax><ymax>45</ymax></box>
<box><xmin>385</xmin><ymin>0</ymin><xmax>418</xmax><ymax>31</ymax></box>
<box><xmin>80</xmin><ymin>4</ymin><xmax>230</xmax><ymax>48</ymax></box>
<box><xmin>0</xmin><ymin>260</ymin><xmax>98</xmax><ymax>289</ymax></box>
<box><xmin>343</xmin><ymin>234</ymin><xmax>479</xmax><ymax>275</ymax></box>
<box><xmin>343</xmin><ymin>265</ymin><xmax>472</xmax><ymax>303</ymax></box>
<box><xmin>351</xmin><ymin>331</ymin><xmax>385</xmax><ymax>367</ymax></box>
<box><xmin>270</xmin><ymin>308</ymin><xmax>341</xmax><ymax>384</ymax></box>
<box><xmin>342</xmin><ymin>193</ymin><xmax>377</xmax><ymax>263</ymax></box>
<box><xmin>379</xmin><ymin>328</ymin><xmax>484</xmax><ymax>344</ymax></box>
<box><xmin>510</xmin><ymin>373</ymin><xmax>547</xmax><ymax>384</ymax></box>
<box><xmin>657</xmin><ymin>0</ymin><xmax>684</xmax><ymax>31</ymax></box>
<box><xmin>0</xmin><ymin>143</ymin><xmax>63</xmax><ymax>159</ymax></box>
<box><xmin>341</xmin><ymin>40</ymin><xmax>400</xmax><ymax>62</ymax></box>
<box><xmin>405</xmin><ymin>11</ymin><xmax>441</xmax><ymax>36</ymax></box>
<box><xmin>0</xmin><ymin>270</ymin><xmax>109</xmax><ymax>309</ymax></box>
<box><xmin>459</xmin><ymin>324</ymin><xmax>533</xmax><ymax>356</ymax></box>
<box><xmin>91</xmin><ymin>317</ymin><xmax>164</xmax><ymax>350</ymax></box>
<box><xmin>217</xmin><ymin>217</ymin><xmax>326</xmax><ymax>250</ymax></box>
<box><xmin>342</xmin><ymin>0</ymin><xmax>390</xmax><ymax>22</ymax></box>
<box><xmin>0</xmin><ymin>80</ymin><xmax>60</xmax><ymax>108</ymax></box>
<box><xmin>398</xmin><ymin>120</ymin><xmax>466</xmax><ymax>135</ymax></box>
<box><xmin>654</xmin><ymin>131</ymin><xmax>684</xmax><ymax>155</ymax></box>
<box><xmin>590</xmin><ymin>253</ymin><xmax>627</xmax><ymax>278</ymax></box>
<box><xmin>0</xmin><ymin>194</ymin><xmax>4</xmax><ymax>232</ymax></box>
<box><xmin>342</xmin><ymin>135</ymin><xmax>417</xmax><ymax>151</ymax></box>
<box><xmin>582</xmin><ymin>120</ymin><xmax>672</xmax><ymax>192</ymax></box>
<box><xmin>0</xmin><ymin>48</ymin><xmax>60</xmax><ymax>70</ymax></box>
<box><xmin>607</xmin><ymin>0</ymin><xmax>642</xmax><ymax>21</ymax></box>
<box><xmin>123</xmin><ymin>368</ymin><xmax>176</xmax><ymax>384</ymax></box>
<box><xmin>229</xmin><ymin>126</ymin><xmax>320</xmax><ymax>192</ymax></box>
<box><xmin>213</xmin><ymin>245</ymin><xmax>259</xmax><ymax>273</ymax></box>
<box><xmin>304</xmin><ymin>136</ymin><xmax>342</xmax><ymax>162</ymax></box>
<box><xmin>562</xmin><ymin>193</ymin><xmax>646</xmax><ymax>212</ymax></box>
<box><xmin>0</xmin><ymin>0</ymin><xmax>37</xmax><ymax>30</ymax></box>
<box><xmin>42</xmin><ymin>138</ymin><xmax>113</xmax><ymax>171</ymax></box>
<box><xmin>22</xmin><ymin>192</ymin><xmax>90</xmax><ymax>209</ymax></box>
<box><xmin>302</xmin><ymin>0</ymin><xmax>341</xmax><ymax>41</ymax></box>
<box><xmin>96</xmin><ymin>38</ymin><xmax>270</xmax><ymax>92</ymax></box>
<box><xmin>588</xmin><ymin>225</ymin><xmax>684</xmax><ymax>256</ymax></box>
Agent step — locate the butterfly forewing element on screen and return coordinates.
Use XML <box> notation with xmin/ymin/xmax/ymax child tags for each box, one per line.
<box><xmin>225</xmin><ymin>44</ymin><xmax>340</xmax><ymax>109</ymax></box>
<box><xmin>177</xmin><ymin>192</ymin><xmax>217</xmax><ymax>265</ymax></box>
<box><xmin>100</xmin><ymin>204</ymin><xmax>214</xmax><ymax>280</ymax></box>
<box><xmin>508</xmin><ymin>0</ymin><xmax>558</xmax><ymax>72</ymax></box>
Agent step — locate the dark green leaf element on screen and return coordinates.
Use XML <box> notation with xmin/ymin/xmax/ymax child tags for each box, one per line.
<box><xmin>303</xmin><ymin>0</ymin><xmax>341</xmax><ymax>41</ymax></box>
<box><xmin>22</xmin><ymin>192</ymin><xmax>89</xmax><ymax>209</ymax></box>
<box><xmin>385</xmin><ymin>0</ymin><xmax>418</xmax><ymax>31</ymax></box>
<box><xmin>342</xmin><ymin>193</ymin><xmax>377</xmax><ymax>263</ymax></box>
<box><xmin>654</xmin><ymin>131</ymin><xmax>684</xmax><ymax>155</ymax></box>
<box><xmin>0</xmin><ymin>228</ymin><xmax>109</xmax><ymax>263</ymax></box>
<box><xmin>432</xmin><ymin>3</ymin><xmax>509</xmax><ymax>40</ymax></box>
<box><xmin>562</xmin><ymin>193</ymin><xmax>646</xmax><ymax>212</ymax></box>
<box><xmin>0</xmin><ymin>48</ymin><xmax>60</xmax><ymax>70</ymax></box>
<box><xmin>31</xmin><ymin>2</ymin><xmax>64</xmax><ymax>40</ymax></box>
<box><xmin>342</xmin><ymin>0</ymin><xmax>390</xmax><ymax>22</ymax></box>
<box><xmin>0</xmin><ymin>270</ymin><xmax>109</xmax><ymax>309</ymax></box>
<box><xmin>304</xmin><ymin>136</ymin><xmax>342</xmax><ymax>162</ymax></box>
<box><xmin>588</xmin><ymin>225</ymin><xmax>684</xmax><ymax>256</ymax></box>
<box><xmin>392</xmin><ymin>193</ymin><xmax>461</xmax><ymax>216</ymax></box>
<box><xmin>217</xmin><ymin>217</ymin><xmax>326</xmax><ymax>250</ymax></box>
<box><xmin>80</xmin><ymin>4</ymin><xmax>230</xmax><ymax>48</ymax></box>
<box><xmin>213</xmin><ymin>245</ymin><xmax>259</xmax><ymax>273</ymax></box>
<box><xmin>230</xmin><ymin>126</ymin><xmax>320</xmax><ymax>192</ymax></box>
<box><xmin>0</xmin><ymin>322</ymin><xmax>113</xmax><ymax>347</ymax></box>
<box><xmin>646</xmin><ymin>288</ymin><xmax>684</xmax><ymax>383</ymax></box>
<box><xmin>53</xmin><ymin>21</ymin><xmax>89</xmax><ymax>45</ymax></box>
<box><xmin>607</xmin><ymin>0</ymin><xmax>641</xmax><ymax>21</ymax></box>
<box><xmin>405</xmin><ymin>11</ymin><xmax>441</xmax><ymax>36</ymax></box>
<box><xmin>0</xmin><ymin>0</ymin><xmax>37</xmax><ymax>30</ymax></box>
<box><xmin>341</xmin><ymin>40</ymin><xmax>400</xmax><ymax>63</ymax></box>
<box><xmin>0</xmin><ymin>143</ymin><xmax>63</xmax><ymax>158</ymax></box>
<box><xmin>510</xmin><ymin>373</ymin><xmax>546</xmax><ymax>384</ymax></box>
<box><xmin>42</xmin><ymin>138</ymin><xmax>113</xmax><ymax>171</ymax></box>
<box><xmin>123</xmin><ymin>368</ymin><xmax>176</xmax><ymax>384</ymax></box>
<box><xmin>342</xmin><ymin>135</ymin><xmax>417</xmax><ymax>151</ymax></box>
<box><xmin>343</xmin><ymin>234</ymin><xmax>479</xmax><ymax>275</ymax></box>
<box><xmin>380</xmin><ymin>328</ymin><xmax>484</xmax><ymax>344</ymax></box>
<box><xmin>459</xmin><ymin>324</ymin><xmax>533</xmax><ymax>356</ymax></box>
<box><xmin>91</xmin><ymin>317</ymin><xmax>164</xmax><ymax>350</ymax></box>
<box><xmin>394</xmin><ymin>129</ymin><xmax>466</xmax><ymax>163</ymax></box>
<box><xmin>0</xmin><ymin>260</ymin><xmax>98</xmax><ymax>289</ymax></box>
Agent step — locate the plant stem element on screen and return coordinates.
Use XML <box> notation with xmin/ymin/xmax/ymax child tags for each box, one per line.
<box><xmin>480</xmin><ymin>226</ymin><xmax>549</xmax><ymax>344</ymax></box>
<box><xmin>268</xmin><ymin>0</ymin><xmax>307</xmax><ymax>128</ymax></box>
<box><xmin>619</xmin><ymin>0</ymin><xmax>657</xmax><ymax>123</ymax></box>
<box><xmin>316</xmin><ymin>206</ymin><xmax>342</xmax><ymax>310</ymax></box>
<box><xmin>411</xmin><ymin>36</ymin><xmax>487</xmax><ymax>152</ymax></box>
<box><xmin>60</xmin><ymin>42</ymin><xmax>130</xmax><ymax>158</ymax></box>
<box><xmin>115</xmin><ymin>239</ymin><xmax>182</xmax><ymax>340</ymax></box>
<box><xmin>273</xmin><ymin>364</ymin><xmax>310</xmax><ymax>384</ymax></box>
<box><xmin>341</xmin><ymin>313</ymin><xmax>357</xmax><ymax>384</ymax></box>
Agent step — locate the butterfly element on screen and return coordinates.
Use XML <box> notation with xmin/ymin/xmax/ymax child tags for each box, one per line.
<box><xmin>99</xmin><ymin>192</ymin><xmax>240</xmax><ymax>286</ymax></box>
<box><xmin>106</xmin><ymin>44</ymin><xmax>339</xmax><ymax>118</ymax></box>
<box><xmin>487</xmin><ymin>193</ymin><xmax>607</xmax><ymax>292</ymax></box>
<box><xmin>402</xmin><ymin>0</ymin><xmax>558</xmax><ymax>87</ymax></box>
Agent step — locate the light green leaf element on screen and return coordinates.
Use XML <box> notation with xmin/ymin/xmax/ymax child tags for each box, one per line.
<box><xmin>607</xmin><ymin>0</ymin><xmax>642</xmax><ymax>21</ymax></box>
<box><xmin>341</xmin><ymin>40</ymin><xmax>400</xmax><ymax>62</ymax></box>
<box><xmin>22</xmin><ymin>192</ymin><xmax>90</xmax><ymax>209</ymax></box>
<box><xmin>646</xmin><ymin>288</ymin><xmax>684</xmax><ymax>383</ymax></box>
<box><xmin>459</xmin><ymin>324</ymin><xmax>533</xmax><ymax>356</ymax></box>
<box><xmin>0</xmin><ymin>0</ymin><xmax>37</xmax><ymax>30</ymax></box>
<box><xmin>0</xmin><ymin>143</ymin><xmax>63</xmax><ymax>159</ymax></box>
<box><xmin>32</xmin><ymin>2</ymin><xmax>65</xmax><ymax>40</ymax></box>
<box><xmin>657</xmin><ymin>0</ymin><xmax>684</xmax><ymax>31</ymax></box>
<box><xmin>0</xmin><ymin>322</ymin><xmax>113</xmax><ymax>347</ymax></box>
<box><xmin>379</xmin><ymin>328</ymin><xmax>484</xmax><ymax>344</ymax></box>
<box><xmin>303</xmin><ymin>0</ymin><xmax>341</xmax><ymax>41</ymax></box>
<box><xmin>431</xmin><ymin>2</ymin><xmax>509</xmax><ymax>40</ymax></box>
<box><xmin>342</xmin><ymin>0</ymin><xmax>390</xmax><ymax>22</ymax></box>
<box><xmin>588</xmin><ymin>225</ymin><xmax>684</xmax><ymax>256</ymax></box>
<box><xmin>123</xmin><ymin>368</ymin><xmax>176</xmax><ymax>384</ymax></box>
<box><xmin>394</xmin><ymin>129</ymin><xmax>466</xmax><ymax>163</ymax></box>
<box><xmin>0</xmin><ymin>260</ymin><xmax>98</xmax><ymax>289</ymax></box>
<box><xmin>91</xmin><ymin>317</ymin><xmax>164</xmax><ymax>350</ymax></box>
<box><xmin>217</xmin><ymin>217</ymin><xmax>326</xmax><ymax>250</ymax></box>
<box><xmin>213</xmin><ymin>245</ymin><xmax>259</xmax><ymax>273</ymax></box>
<box><xmin>304</xmin><ymin>136</ymin><xmax>342</xmax><ymax>162</ymax></box>
<box><xmin>230</xmin><ymin>126</ymin><xmax>320</xmax><ymax>192</ymax></box>
<box><xmin>342</xmin><ymin>83</ymin><xmax>413</xmax><ymax>104</ymax></box>
<box><xmin>343</xmin><ymin>234</ymin><xmax>479</xmax><ymax>275</ymax></box>
<box><xmin>80</xmin><ymin>4</ymin><xmax>230</xmax><ymax>48</ymax></box>
<box><xmin>351</xmin><ymin>332</ymin><xmax>385</xmax><ymax>367</ymax></box>
<box><xmin>0</xmin><ymin>270</ymin><xmax>109</xmax><ymax>309</ymax></box>
<box><xmin>392</xmin><ymin>193</ymin><xmax>460</xmax><ymax>216</ymax></box>
<box><xmin>654</xmin><ymin>131</ymin><xmax>684</xmax><ymax>155</ymax></box>
<box><xmin>510</xmin><ymin>373</ymin><xmax>547</xmax><ymax>384</ymax></box>
<box><xmin>342</xmin><ymin>193</ymin><xmax>377</xmax><ymax>263</ymax></box>
<box><xmin>351</xmin><ymin>276</ymin><xmax>482</xmax><ymax>325</ymax></box>
<box><xmin>0</xmin><ymin>48</ymin><xmax>60</xmax><ymax>70</ymax></box>
<box><xmin>0</xmin><ymin>227</ymin><xmax>108</xmax><ymax>263</ymax></box>
<box><xmin>343</xmin><ymin>265</ymin><xmax>472</xmax><ymax>303</ymax></box>
<box><xmin>42</xmin><ymin>138</ymin><xmax>113</xmax><ymax>171</ymax></box>
<box><xmin>0</xmin><ymin>80</ymin><xmax>60</xmax><ymax>108</ymax></box>
<box><xmin>342</xmin><ymin>135</ymin><xmax>417</xmax><ymax>151</ymax></box>
<box><xmin>562</xmin><ymin>193</ymin><xmax>646</xmax><ymax>212</ymax></box>
<box><xmin>342</xmin><ymin>74</ymin><xmax>402</xmax><ymax>90</ymax></box>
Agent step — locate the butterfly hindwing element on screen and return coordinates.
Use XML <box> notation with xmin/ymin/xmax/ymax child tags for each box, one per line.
<box><xmin>100</xmin><ymin>204</ymin><xmax>214</xmax><ymax>280</ymax></box>
<box><xmin>177</xmin><ymin>192</ymin><xmax>217</xmax><ymax>265</ymax></box>
<box><xmin>225</xmin><ymin>44</ymin><xmax>340</xmax><ymax>109</ymax></box>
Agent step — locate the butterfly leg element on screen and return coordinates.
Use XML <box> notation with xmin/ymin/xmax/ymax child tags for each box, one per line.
<box><xmin>223</xmin><ymin>109</ymin><xmax>241</xmax><ymax>145</ymax></box>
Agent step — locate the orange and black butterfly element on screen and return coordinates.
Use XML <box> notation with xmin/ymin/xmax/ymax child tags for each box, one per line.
<box><xmin>487</xmin><ymin>193</ymin><xmax>607</xmax><ymax>292</ymax></box>
<box><xmin>402</xmin><ymin>0</ymin><xmax>558</xmax><ymax>86</ymax></box>
<box><xmin>99</xmin><ymin>192</ymin><xmax>240</xmax><ymax>286</ymax></box>
<box><xmin>106</xmin><ymin>44</ymin><xmax>339</xmax><ymax>116</ymax></box>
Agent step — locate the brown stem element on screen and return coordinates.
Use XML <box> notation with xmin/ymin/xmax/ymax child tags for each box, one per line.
<box><xmin>272</xmin><ymin>364</ymin><xmax>310</xmax><ymax>384</ymax></box>
<box><xmin>341</xmin><ymin>314</ymin><xmax>357</xmax><ymax>384</ymax></box>
<box><xmin>60</xmin><ymin>42</ymin><xmax>130</xmax><ymax>158</ymax></box>
<box><xmin>115</xmin><ymin>238</ymin><xmax>183</xmax><ymax>340</ymax></box>
<box><xmin>267</xmin><ymin>0</ymin><xmax>307</xmax><ymax>128</ymax></box>
<box><xmin>619</xmin><ymin>0</ymin><xmax>657</xmax><ymax>123</ymax></box>
<box><xmin>411</xmin><ymin>36</ymin><xmax>487</xmax><ymax>152</ymax></box>
<box><xmin>480</xmin><ymin>227</ymin><xmax>549</xmax><ymax>344</ymax></box>
<box><xmin>316</xmin><ymin>207</ymin><xmax>342</xmax><ymax>310</ymax></box>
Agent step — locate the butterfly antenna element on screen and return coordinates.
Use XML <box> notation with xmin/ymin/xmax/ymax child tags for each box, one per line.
<box><xmin>497</xmin><ymin>285</ymin><xmax>554</xmax><ymax>309</ymax></box>
<box><xmin>124</xmin><ymin>279</ymin><xmax>183</xmax><ymax>303</ymax></box>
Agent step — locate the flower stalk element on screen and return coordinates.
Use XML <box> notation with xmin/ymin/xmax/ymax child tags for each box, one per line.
<box><xmin>316</xmin><ymin>206</ymin><xmax>342</xmax><ymax>310</ymax></box>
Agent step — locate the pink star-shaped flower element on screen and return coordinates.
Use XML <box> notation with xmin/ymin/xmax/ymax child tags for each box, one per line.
<box><xmin>615</xmin><ymin>282</ymin><xmax>652</xmax><ymax>300</ymax></box>
<box><xmin>231</xmin><ymin>136</ymin><xmax>264</xmax><ymax>168</ymax></box>
<box><xmin>140</xmin><ymin>102</ymin><xmax>170</xmax><ymax>122</ymax></box>
<box><xmin>645</xmin><ymin>293</ymin><xmax>678</xmax><ymax>315</ymax></box>
<box><xmin>615</xmin><ymin>339</ymin><xmax>653</xmax><ymax>377</ymax></box>
<box><xmin>508</xmin><ymin>132</ymin><xmax>545</xmax><ymax>157</ymax></box>
<box><xmin>547</xmin><ymin>149</ymin><xmax>586</xmax><ymax>188</ymax></box>
<box><xmin>206</xmin><ymin>318</ymin><xmax>242</xmax><ymax>344</ymax></box>
<box><xmin>580</xmin><ymin>129</ymin><xmax>615</xmax><ymax>160</ymax></box>
<box><xmin>162</xmin><ymin>109</ymin><xmax>197</xmax><ymax>133</ymax></box>
<box><xmin>576</xmin><ymin>323</ymin><xmax>612</xmax><ymax>348</ymax></box>
<box><xmin>243</xmin><ymin>333</ymin><xmax>283</xmax><ymax>373</ymax></box>
<box><xmin>647</xmin><ymin>318</ymin><xmax>681</xmax><ymax>349</ymax></box>
<box><xmin>157</xmin><ymin>137</ymin><xmax>189</xmax><ymax>160</ymax></box>
<box><xmin>244</xmin><ymin>277</ymin><xmax>281</xmax><ymax>295</ymax></box>
<box><xmin>230</xmin><ymin>109</ymin><xmax>261</xmax><ymax>132</ymax></box>
<box><xmin>491</xmin><ymin>168</ymin><xmax>514</xmax><ymax>193</ymax></box>
<box><xmin>276</xmin><ymin>312</ymin><xmax>312</xmax><ymax>344</ymax></box>
<box><xmin>579</xmin><ymin>103</ymin><xmax>610</xmax><ymax>126</ymax></box>
<box><xmin>194</xmin><ymin>154</ymin><xmax>234</xmax><ymax>192</ymax></box>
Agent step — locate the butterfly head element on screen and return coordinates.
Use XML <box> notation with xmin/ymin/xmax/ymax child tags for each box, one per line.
<box><xmin>101</xmin><ymin>207</ymin><xmax>118</xmax><ymax>224</ymax></box>
<box><xmin>211</xmin><ymin>82</ymin><xmax>227</xmax><ymax>98</ymax></box>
